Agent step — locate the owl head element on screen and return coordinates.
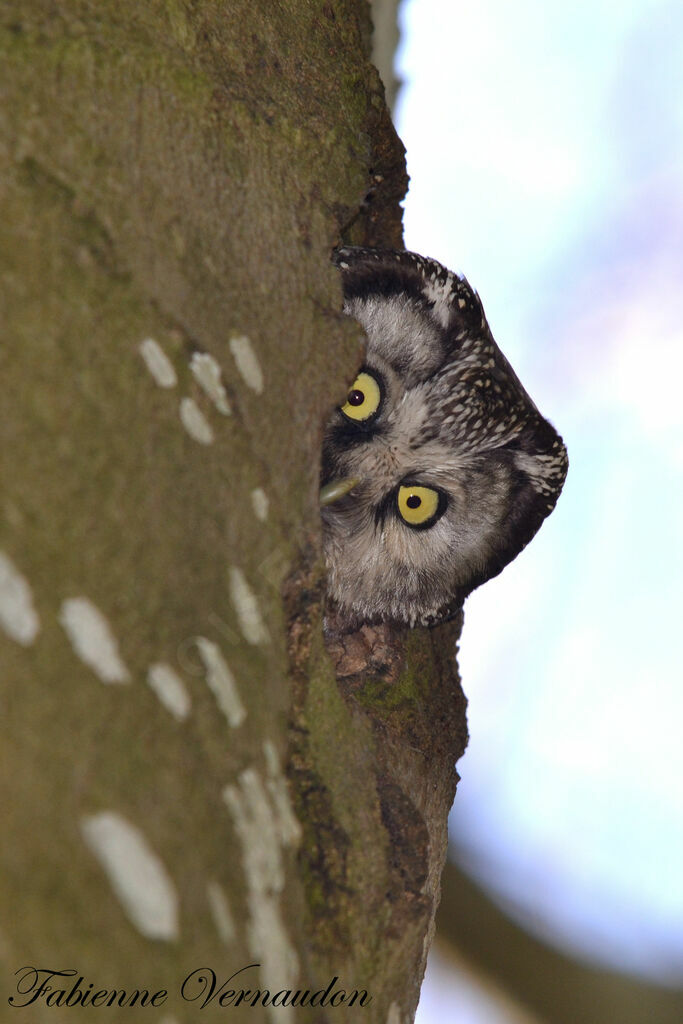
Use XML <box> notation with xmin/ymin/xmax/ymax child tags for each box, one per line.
<box><xmin>320</xmin><ymin>246</ymin><xmax>568</xmax><ymax>629</ymax></box>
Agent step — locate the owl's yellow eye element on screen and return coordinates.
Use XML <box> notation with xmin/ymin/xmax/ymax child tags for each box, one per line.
<box><xmin>341</xmin><ymin>370</ymin><xmax>382</xmax><ymax>423</ymax></box>
<box><xmin>397</xmin><ymin>485</ymin><xmax>443</xmax><ymax>528</ymax></box>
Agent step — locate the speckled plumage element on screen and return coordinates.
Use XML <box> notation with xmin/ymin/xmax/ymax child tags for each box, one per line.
<box><xmin>321</xmin><ymin>246</ymin><xmax>568</xmax><ymax>628</ymax></box>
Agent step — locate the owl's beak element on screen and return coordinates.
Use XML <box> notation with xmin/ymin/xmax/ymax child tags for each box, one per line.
<box><xmin>319</xmin><ymin>477</ymin><xmax>360</xmax><ymax>507</ymax></box>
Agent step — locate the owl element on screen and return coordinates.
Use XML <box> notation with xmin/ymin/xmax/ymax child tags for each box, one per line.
<box><xmin>320</xmin><ymin>246</ymin><xmax>568</xmax><ymax>629</ymax></box>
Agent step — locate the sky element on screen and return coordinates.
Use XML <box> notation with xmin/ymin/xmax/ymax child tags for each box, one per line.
<box><xmin>394</xmin><ymin>0</ymin><xmax>683</xmax><ymax>1018</ymax></box>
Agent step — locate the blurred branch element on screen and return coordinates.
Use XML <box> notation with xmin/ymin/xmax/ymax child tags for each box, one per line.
<box><xmin>437</xmin><ymin>860</ymin><xmax>683</xmax><ymax>1024</ymax></box>
<box><xmin>370</xmin><ymin>0</ymin><xmax>402</xmax><ymax>110</ymax></box>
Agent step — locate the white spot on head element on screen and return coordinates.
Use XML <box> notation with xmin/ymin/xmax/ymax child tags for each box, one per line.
<box><xmin>146</xmin><ymin>663</ymin><xmax>191</xmax><ymax>720</ymax></box>
<box><xmin>139</xmin><ymin>338</ymin><xmax>177</xmax><ymax>388</ymax></box>
<box><xmin>250</xmin><ymin>488</ymin><xmax>269</xmax><ymax>522</ymax></box>
<box><xmin>206</xmin><ymin>880</ymin><xmax>236</xmax><ymax>945</ymax></box>
<box><xmin>80</xmin><ymin>811</ymin><xmax>179</xmax><ymax>941</ymax></box>
<box><xmin>0</xmin><ymin>551</ymin><xmax>40</xmax><ymax>645</ymax></box>
<box><xmin>223</xmin><ymin>770</ymin><xmax>299</xmax><ymax>1019</ymax></box>
<box><xmin>229</xmin><ymin>335</ymin><xmax>264</xmax><ymax>394</ymax></box>
<box><xmin>387</xmin><ymin>1002</ymin><xmax>402</xmax><ymax>1024</ymax></box>
<box><xmin>422</xmin><ymin>278</ymin><xmax>453</xmax><ymax>329</ymax></box>
<box><xmin>179</xmin><ymin>397</ymin><xmax>214</xmax><ymax>445</ymax></box>
<box><xmin>229</xmin><ymin>568</ymin><xmax>269</xmax><ymax>646</ymax></box>
<box><xmin>59</xmin><ymin>598</ymin><xmax>130</xmax><ymax>684</ymax></box>
<box><xmin>196</xmin><ymin>637</ymin><xmax>246</xmax><ymax>728</ymax></box>
<box><xmin>190</xmin><ymin>352</ymin><xmax>231</xmax><ymax>415</ymax></box>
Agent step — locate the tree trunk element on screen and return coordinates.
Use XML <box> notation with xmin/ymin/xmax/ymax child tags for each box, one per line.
<box><xmin>0</xmin><ymin>4</ymin><xmax>467</xmax><ymax>1022</ymax></box>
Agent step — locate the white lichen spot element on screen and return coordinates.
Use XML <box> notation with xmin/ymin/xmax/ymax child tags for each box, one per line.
<box><xmin>206</xmin><ymin>880</ymin><xmax>236</xmax><ymax>945</ymax></box>
<box><xmin>387</xmin><ymin>1002</ymin><xmax>402</xmax><ymax>1024</ymax></box>
<box><xmin>146</xmin><ymin>663</ymin><xmax>191</xmax><ymax>721</ymax></box>
<box><xmin>179</xmin><ymin>397</ymin><xmax>214</xmax><ymax>445</ymax></box>
<box><xmin>59</xmin><ymin>598</ymin><xmax>130</xmax><ymax>684</ymax></box>
<box><xmin>229</xmin><ymin>335</ymin><xmax>264</xmax><ymax>394</ymax></box>
<box><xmin>229</xmin><ymin>567</ymin><xmax>269</xmax><ymax>646</ymax></box>
<box><xmin>224</xmin><ymin>770</ymin><xmax>283</xmax><ymax>890</ymax></box>
<box><xmin>0</xmin><ymin>551</ymin><xmax>40</xmax><ymax>646</ymax></box>
<box><xmin>196</xmin><ymin>637</ymin><xmax>246</xmax><ymax>728</ymax></box>
<box><xmin>250</xmin><ymin>487</ymin><xmax>269</xmax><ymax>522</ymax></box>
<box><xmin>139</xmin><ymin>338</ymin><xmax>177</xmax><ymax>388</ymax></box>
<box><xmin>263</xmin><ymin>740</ymin><xmax>302</xmax><ymax>848</ymax></box>
<box><xmin>223</xmin><ymin>770</ymin><xmax>298</xmax><ymax>1022</ymax></box>
<box><xmin>80</xmin><ymin>812</ymin><xmax>179</xmax><ymax>941</ymax></box>
<box><xmin>190</xmin><ymin>352</ymin><xmax>231</xmax><ymax>415</ymax></box>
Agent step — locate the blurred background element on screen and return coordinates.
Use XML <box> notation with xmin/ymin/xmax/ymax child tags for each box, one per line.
<box><xmin>373</xmin><ymin>0</ymin><xmax>683</xmax><ymax>1020</ymax></box>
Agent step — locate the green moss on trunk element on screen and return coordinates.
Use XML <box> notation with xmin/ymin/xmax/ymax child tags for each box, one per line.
<box><xmin>1</xmin><ymin>4</ymin><xmax>465</xmax><ymax>1022</ymax></box>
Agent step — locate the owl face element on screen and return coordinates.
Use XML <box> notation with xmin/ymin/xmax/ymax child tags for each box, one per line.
<box><xmin>321</xmin><ymin>247</ymin><xmax>568</xmax><ymax>628</ymax></box>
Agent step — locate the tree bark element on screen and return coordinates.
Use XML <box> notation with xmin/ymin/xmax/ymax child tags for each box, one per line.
<box><xmin>0</xmin><ymin>4</ymin><xmax>467</xmax><ymax>1022</ymax></box>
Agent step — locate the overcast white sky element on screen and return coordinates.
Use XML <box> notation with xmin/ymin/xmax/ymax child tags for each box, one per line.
<box><xmin>396</xmin><ymin>1</ymin><xmax>683</xmax><ymax>1018</ymax></box>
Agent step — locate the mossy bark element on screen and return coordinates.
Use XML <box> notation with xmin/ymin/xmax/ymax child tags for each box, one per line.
<box><xmin>0</xmin><ymin>4</ymin><xmax>466</xmax><ymax>1022</ymax></box>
